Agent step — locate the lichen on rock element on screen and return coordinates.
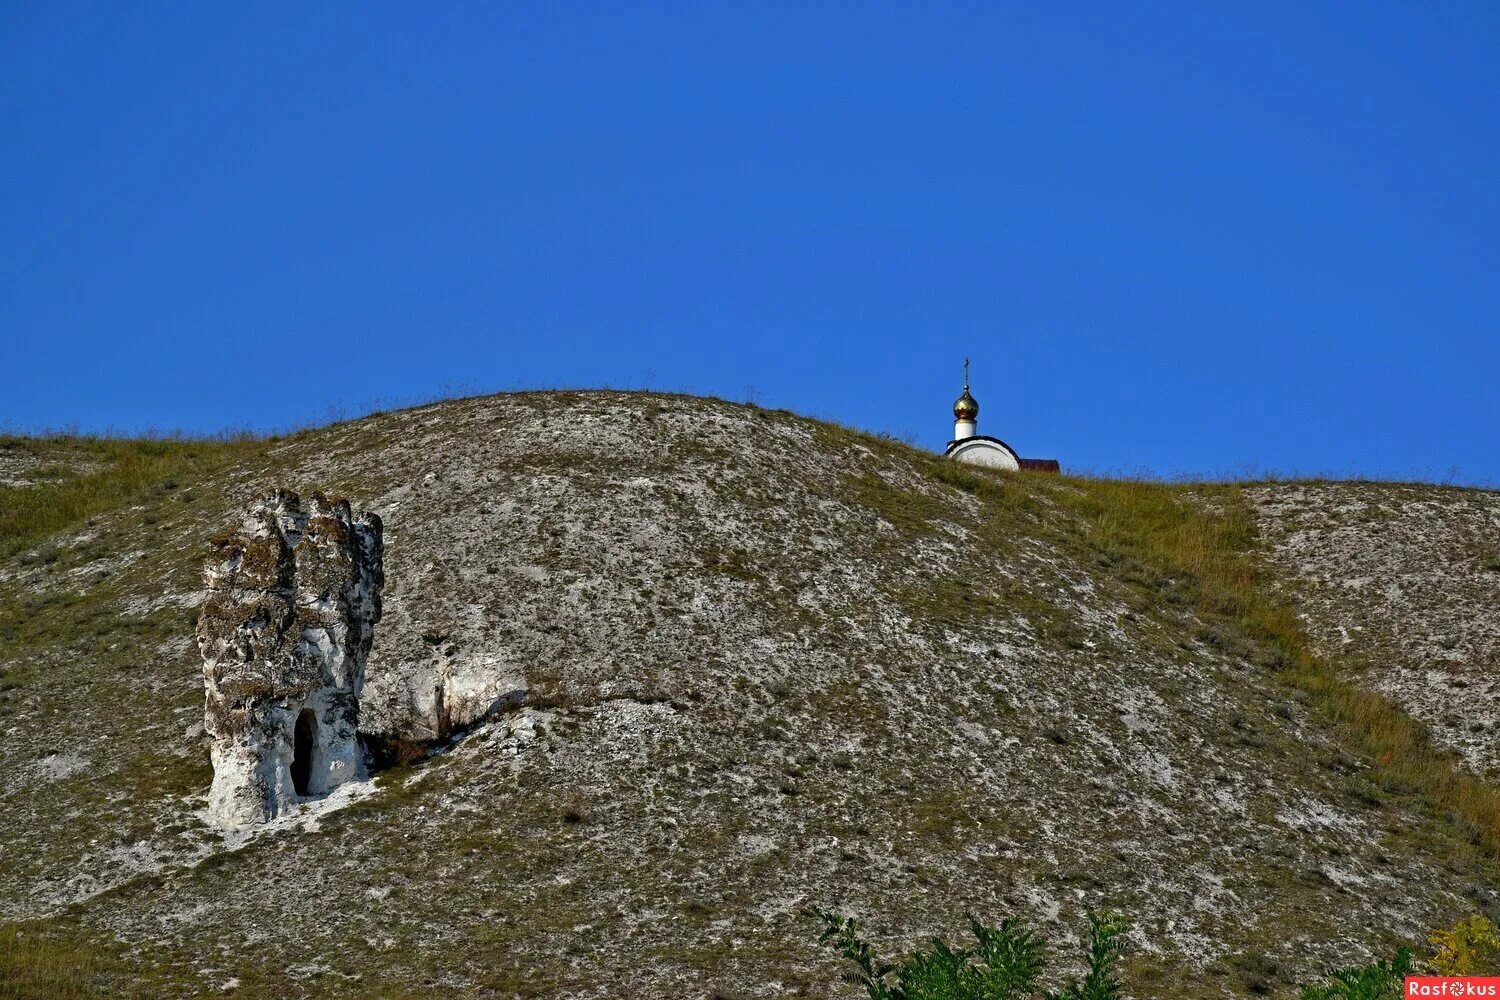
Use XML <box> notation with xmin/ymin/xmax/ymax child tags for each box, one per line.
<box><xmin>196</xmin><ymin>490</ymin><xmax>383</xmax><ymax>824</ymax></box>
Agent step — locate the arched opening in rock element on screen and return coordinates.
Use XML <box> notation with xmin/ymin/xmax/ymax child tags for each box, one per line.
<box><xmin>292</xmin><ymin>708</ymin><xmax>316</xmax><ymax>796</ymax></box>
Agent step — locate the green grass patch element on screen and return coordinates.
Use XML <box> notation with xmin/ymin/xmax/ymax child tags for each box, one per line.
<box><xmin>848</xmin><ymin>472</ymin><xmax>956</xmax><ymax>536</ymax></box>
<box><xmin>0</xmin><ymin>923</ymin><xmax>100</xmax><ymax>999</ymax></box>
<box><xmin>0</xmin><ymin>435</ymin><xmax>264</xmax><ymax>559</ymax></box>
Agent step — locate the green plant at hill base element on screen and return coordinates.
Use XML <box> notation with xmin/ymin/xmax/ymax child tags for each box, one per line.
<box><xmin>1429</xmin><ymin>914</ymin><xmax>1500</xmax><ymax>975</ymax></box>
<box><xmin>1297</xmin><ymin>948</ymin><xmax>1414</xmax><ymax>1000</ymax></box>
<box><xmin>811</xmin><ymin>908</ymin><xmax>1128</xmax><ymax>1000</ymax></box>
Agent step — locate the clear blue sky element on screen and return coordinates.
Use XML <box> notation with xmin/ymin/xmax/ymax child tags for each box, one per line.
<box><xmin>3</xmin><ymin>4</ymin><xmax>1496</xmax><ymax>482</ymax></box>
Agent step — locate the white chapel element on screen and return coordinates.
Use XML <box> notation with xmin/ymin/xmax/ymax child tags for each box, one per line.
<box><xmin>944</xmin><ymin>360</ymin><xmax>1059</xmax><ymax>473</ymax></box>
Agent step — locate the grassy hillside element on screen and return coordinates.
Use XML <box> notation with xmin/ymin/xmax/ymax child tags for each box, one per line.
<box><xmin>1249</xmin><ymin>481</ymin><xmax>1500</xmax><ymax>779</ymax></box>
<box><xmin>0</xmin><ymin>392</ymin><xmax>1495</xmax><ymax>998</ymax></box>
<box><xmin>0</xmin><ymin>434</ymin><xmax>266</xmax><ymax>559</ymax></box>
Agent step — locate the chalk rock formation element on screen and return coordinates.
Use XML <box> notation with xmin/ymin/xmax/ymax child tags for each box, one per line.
<box><xmin>196</xmin><ymin>490</ymin><xmax>383</xmax><ymax>825</ymax></box>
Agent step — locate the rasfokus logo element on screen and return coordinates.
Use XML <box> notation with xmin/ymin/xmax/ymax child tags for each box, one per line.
<box><xmin>1407</xmin><ymin>978</ymin><xmax>1500</xmax><ymax>997</ymax></box>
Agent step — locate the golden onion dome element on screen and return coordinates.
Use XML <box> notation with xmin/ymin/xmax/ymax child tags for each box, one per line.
<box><xmin>953</xmin><ymin>387</ymin><xmax>979</xmax><ymax>420</ymax></box>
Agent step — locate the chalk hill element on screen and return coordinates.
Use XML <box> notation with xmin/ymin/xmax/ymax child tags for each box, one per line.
<box><xmin>1</xmin><ymin>392</ymin><xmax>1496</xmax><ymax>998</ymax></box>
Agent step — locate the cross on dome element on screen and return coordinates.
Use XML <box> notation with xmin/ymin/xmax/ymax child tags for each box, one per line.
<box><xmin>953</xmin><ymin>357</ymin><xmax>979</xmax><ymax>421</ymax></box>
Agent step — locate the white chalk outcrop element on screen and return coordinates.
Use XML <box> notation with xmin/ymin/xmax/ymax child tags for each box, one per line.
<box><xmin>196</xmin><ymin>490</ymin><xmax>383</xmax><ymax>825</ymax></box>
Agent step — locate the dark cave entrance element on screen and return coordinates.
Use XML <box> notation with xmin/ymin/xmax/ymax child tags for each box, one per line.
<box><xmin>292</xmin><ymin>708</ymin><xmax>316</xmax><ymax>796</ymax></box>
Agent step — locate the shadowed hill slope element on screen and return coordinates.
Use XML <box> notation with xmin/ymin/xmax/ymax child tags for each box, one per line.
<box><xmin>0</xmin><ymin>392</ymin><xmax>1495</xmax><ymax>998</ymax></box>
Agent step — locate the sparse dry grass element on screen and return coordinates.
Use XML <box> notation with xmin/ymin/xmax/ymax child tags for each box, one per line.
<box><xmin>0</xmin><ymin>923</ymin><xmax>99</xmax><ymax>999</ymax></box>
<box><xmin>0</xmin><ymin>435</ymin><xmax>265</xmax><ymax>559</ymax></box>
<box><xmin>1047</xmin><ymin>475</ymin><xmax>1500</xmax><ymax>860</ymax></box>
<box><xmin>830</xmin><ymin>422</ymin><xmax>1500</xmax><ymax>864</ymax></box>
